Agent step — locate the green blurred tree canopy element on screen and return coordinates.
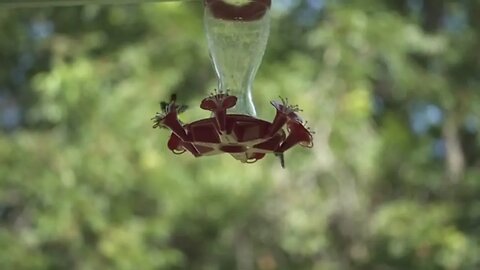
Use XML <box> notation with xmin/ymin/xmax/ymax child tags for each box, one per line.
<box><xmin>1</xmin><ymin>0</ymin><xmax>480</xmax><ymax>269</ymax></box>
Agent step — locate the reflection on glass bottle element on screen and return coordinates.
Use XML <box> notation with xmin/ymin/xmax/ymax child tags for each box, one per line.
<box><xmin>204</xmin><ymin>0</ymin><xmax>271</xmax><ymax>116</ymax></box>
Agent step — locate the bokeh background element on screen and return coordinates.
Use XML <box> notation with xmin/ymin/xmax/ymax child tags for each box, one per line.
<box><xmin>1</xmin><ymin>0</ymin><xmax>480</xmax><ymax>269</ymax></box>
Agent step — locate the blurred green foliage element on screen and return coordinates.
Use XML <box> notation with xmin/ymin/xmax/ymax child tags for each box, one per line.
<box><xmin>1</xmin><ymin>1</ymin><xmax>480</xmax><ymax>269</ymax></box>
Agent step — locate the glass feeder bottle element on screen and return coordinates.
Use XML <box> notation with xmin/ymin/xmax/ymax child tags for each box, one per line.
<box><xmin>204</xmin><ymin>0</ymin><xmax>271</xmax><ymax>116</ymax></box>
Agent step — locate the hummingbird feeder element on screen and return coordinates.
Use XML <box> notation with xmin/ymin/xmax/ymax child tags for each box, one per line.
<box><xmin>152</xmin><ymin>0</ymin><xmax>313</xmax><ymax>167</ymax></box>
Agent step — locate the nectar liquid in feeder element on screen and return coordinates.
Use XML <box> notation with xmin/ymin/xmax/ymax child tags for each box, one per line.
<box><xmin>204</xmin><ymin>0</ymin><xmax>271</xmax><ymax>116</ymax></box>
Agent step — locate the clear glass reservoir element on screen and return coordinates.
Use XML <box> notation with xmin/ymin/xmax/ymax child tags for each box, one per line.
<box><xmin>204</xmin><ymin>0</ymin><xmax>271</xmax><ymax>116</ymax></box>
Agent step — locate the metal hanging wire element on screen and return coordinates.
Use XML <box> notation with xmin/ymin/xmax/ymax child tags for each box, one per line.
<box><xmin>0</xmin><ymin>0</ymin><xmax>199</xmax><ymax>8</ymax></box>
